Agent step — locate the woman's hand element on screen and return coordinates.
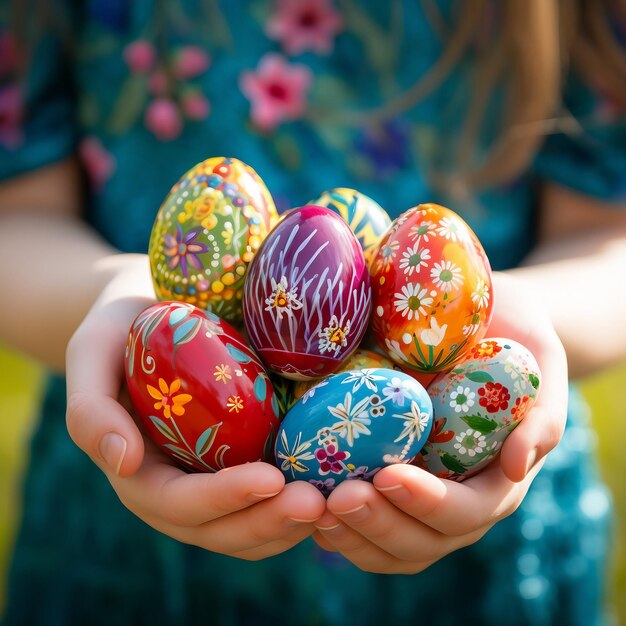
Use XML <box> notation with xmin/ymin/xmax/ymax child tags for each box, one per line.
<box><xmin>65</xmin><ymin>258</ymin><xmax>326</xmax><ymax>560</ymax></box>
<box><xmin>312</xmin><ymin>271</ymin><xmax>568</xmax><ymax>573</ymax></box>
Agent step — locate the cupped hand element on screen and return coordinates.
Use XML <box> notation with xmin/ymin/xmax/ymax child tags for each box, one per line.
<box><xmin>313</xmin><ymin>271</ymin><xmax>568</xmax><ymax>573</ymax></box>
<box><xmin>65</xmin><ymin>258</ymin><xmax>325</xmax><ymax>560</ymax></box>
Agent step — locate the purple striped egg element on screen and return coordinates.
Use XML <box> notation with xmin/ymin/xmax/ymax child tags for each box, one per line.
<box><xmin>243</xmin><ymin>205</ymin><xmax>371</xmax><ymax>380</ymax></box>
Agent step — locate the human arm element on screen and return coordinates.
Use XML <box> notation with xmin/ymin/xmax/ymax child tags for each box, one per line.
<box><xmin>311</xmin><ymin>183</ymin><xmax>626</xmax><ymax>573</ymax></box>
<box><xmin>513</xmin><ymin>183</ymin><xmax>626</xmax><ymax>378</ymax></box>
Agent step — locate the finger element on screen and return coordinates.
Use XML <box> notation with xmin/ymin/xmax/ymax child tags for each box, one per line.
<box><xmin>315</xmin><ymin>520</ymin><xmax>432</xmax><ymax>575</ymax></box>
<box><xmin>500</xmin><ymin>330</ymin><xmax>568</xmax><ymax>482</ymax></box>
<box><xmin>324</xmin><ymin>480</ymin><xmax>481</xmax><ymax>562</ymax></box>
<box><xmin>312</xmin><ymin>531</ymin><xmax>339</xmax><ymax>552</ymax></box>
<box><xmin>66</xmin><ymin>299</ymin><xmax>150</xmax><ymax>477</ymax></box>
<box><xmin>109</xmin><ymin>460</ymin><xmax>286</xmax><ymax>527</ymax></box>
<box><xmin>373</xmin><ymin>462</ymin><xmax>535</xmax><ymax>536</ymax></box>
<box><xmin>189</xmin><ymin>481</ymin><xmax>326</xmax><ymax>554</ymax></box>
<box><xmin>231</xmin><ymin>527</ymin><xmax>318</xmax><ymax>561</ymax></box>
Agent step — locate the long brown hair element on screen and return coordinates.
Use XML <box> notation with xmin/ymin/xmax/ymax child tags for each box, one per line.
<box><xmin>418</xmin><ymin>0</ymin><xmax>626</xmax><ymax>192</ymax></box>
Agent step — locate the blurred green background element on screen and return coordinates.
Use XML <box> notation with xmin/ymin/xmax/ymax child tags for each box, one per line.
<box><xmin>0</xmin><ymin>345</ymin><xmax>625</xmax><ymax>619</ymax></box>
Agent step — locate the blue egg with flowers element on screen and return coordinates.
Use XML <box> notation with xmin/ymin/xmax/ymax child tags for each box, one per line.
<box><xmin>275</xmin><ymin>368</ymin><xmax>433</xmax><ymax>495</ymax></box>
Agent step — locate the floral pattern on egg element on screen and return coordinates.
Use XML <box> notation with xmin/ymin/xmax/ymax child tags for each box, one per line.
<box><xmin>275</xmin><ymin>369</ymin><xmax>433</xmax><ymax>495</ymax></box>
<box><xmin>243</xmin><ymin>205</ymin><xmax>371</xmax><ymax>380</ymax></box>
<box><xmin>420</xmin><ymin>338</ymin><xmax>541</xmax><ymax>480</ymax></box>
<box><xmin>124</xmin><ymin>301</ymin><xmax>280</xmax><ymax>472</ymax></box>
<box><xmin>148</xmin><ymin>157</ymin><xmax>278</xmax><ymax>321</ymax></box>
<box><xmin>370</xmin><ymin>203</ymin><xmax>494</xmax><ymax>373</ymax></box>
<box><xmin>309</xmin><ymin>188</ymin><xmax>392</xmax><ymax>265</ymax></box>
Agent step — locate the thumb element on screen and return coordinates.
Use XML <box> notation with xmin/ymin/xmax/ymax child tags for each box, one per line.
<box><xmin>65</xmin><ymin>304</ymin><xmax>147</xmax><ymax>477</ymax></box>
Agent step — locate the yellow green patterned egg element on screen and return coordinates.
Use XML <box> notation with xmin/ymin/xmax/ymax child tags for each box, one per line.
<box><xmin>149</xmin><ymin>157</ymin><xmax>279</xmax><ymax>321</ymax></box>
<box><xmin>292</xmin><ymin>349</ymin><xmax>397</xmax><ymax>406</ymax></box>
<box><xmin>309</xmin><ymin>188</ymin><xmax>392</xmax><ymax>265</ymax></box>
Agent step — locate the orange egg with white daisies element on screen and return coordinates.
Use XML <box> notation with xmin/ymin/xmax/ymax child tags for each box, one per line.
<box><xmin>369</xmin><ymin>203</ymin><xmax>494</xmax><ymax>373</ymax></box>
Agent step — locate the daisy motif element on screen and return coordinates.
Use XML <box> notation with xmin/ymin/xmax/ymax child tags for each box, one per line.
<box><xmin>379</xmin><ymin>239</ymin><xmax>400</xmax><ymax>270</ymax></box>
<box><xmin>436</xmin><ymin>216</ymin><xmax>464</xmax><ymax>242</ymax></box>
<box><xmin>399</xmin><ymin>244</ymin><xmax>431</xmax><ymax>276</ymax></box>
<box><xmin>342</xmin><ymin>368</ymin><xmax>386</xmax><ymax>392</ymax></box>
<box><xmin>408</xmin><ymin>220</ymin><xmax>435</xmax><ymax>243</ymax></box>
<box><xmin>265</xmin><ymin>276</ymin><xmax>303</xmax><ymax>319</ymax></box>
<box><xmin>471</xmin><ymin>278</ymin><xmax>490</xmax><ymax>310</ymax></box>
<box><xmin>318</xmin><ymin>315</ymin><xmax>351</xmax><ymax>355</ymax></box>
<box><xmin>394</xmin><ymin>283</ymin><xmax>434</xmax><ymax>320</ymax></box>
<box><xmin>430</xmin><ymin>260</ymin><xmax>464</xmax><ymax>292</ymax></box>
<box><xmin>454</xmin><ymin>429</ymin><xmax>486</xmax><ymax>457</ymax></box>
<box><xmin>449</xmin><ymin>386</ymin><xmax>476</xmax><ymax>413</ymax></box>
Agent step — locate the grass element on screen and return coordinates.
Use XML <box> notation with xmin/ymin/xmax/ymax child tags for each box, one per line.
<box><xmin>0</xmin><ymin>345</ymin><xmax>624</xmax><ymax>619</ymax></box>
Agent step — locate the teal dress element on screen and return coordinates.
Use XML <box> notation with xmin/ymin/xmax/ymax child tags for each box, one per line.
<box><xmin>1</xmin><ymin>2</ymin><xmax>624</xmax><ymax>624</ymax></box>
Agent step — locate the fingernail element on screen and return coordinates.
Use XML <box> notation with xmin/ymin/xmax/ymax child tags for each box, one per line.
<box><xmin>99</xmin><ymin>433</ymin><xmax>127</xmax><ymax>475</ymax></box>
<box><xmin>249</xmin><ymin>490</ymin><xmax>281</xmax><ymax>500</ymax></box>
<box><xmin>525</xmin><ymin>448</ymin><xmax>538</xmax><ymax>476</ymax></box>
<box><xmin>287</xmin><ymin>516</ymin><xmax>320</xmax><ymax>524</ymax></box>
<box><xmin>315</xmin><ymin>522</ymin><xmax>341</xmax><ymax>531</ymax></box>
<box><xmin>375</xmin><ymin>483</ymin><xmax>410</xmax><ymax>502</ymax></box>
<box><xmin>335</xmin><ymin>503</ymin><xmax>370</xmax><ymax>523</ymax></box>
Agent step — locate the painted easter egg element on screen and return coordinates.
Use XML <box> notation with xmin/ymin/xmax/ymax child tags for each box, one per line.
<box><xmin>370</xmin><ymin>203</ymin><xmax>494</xmax><ymax>373</ymax></box>
<box><xmin>124</xmin><ymin>301</ymin><xmax>280</xmax><ymax>472</ymax></box>
<box><xmin>148</xmin><ymin>157</ymin><xmax>278</xmax><ymax>322</ymax></box>
<box><xmin>420</xmin><ymin>338</ymin><xmax>541</xmax><ymax>480</ymax></box>
<box><xmin>309</xmin><ymin>188</ymin><xmax>392</xmax><ymax>265</ymax></box>
<box><xmin>243</xmin><ymin>205</ymin><xmax>372</xmax><ymax>380</ymax></box>
<box><xmin>275</xmin><ymin>369</ymin><xmax>433</xmax><ymax>495</ymax></box>
<box><xmin>292</xmin><ymin>349</ymin><xmax>397</xmax><ymax>406</ymax></box>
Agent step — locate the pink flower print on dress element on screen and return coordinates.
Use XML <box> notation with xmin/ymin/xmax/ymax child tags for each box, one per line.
<box><xmin>123</xmin><ymin>40</ymin><xmax>156</xmax><ymax>74</ymax></box>
<box><xmin>239</xmin><ymin>53</ymin><xmax>312</xmax><ymax>130</ymax></box>
<box><xmin>145</xmin><ymin>98</ymin><xmax>183</xmax><ymax>141</ymax></box>
<box><xmin>0</xmin><ymin>32</ymin><xmax>20</xmax><ymax>77</ymax></box>
<box><xmin>79</xmin><ymin>137</ymin><xmax>116</xmax><ymax>191</ymax></box>
<box><xmin>148</xmin><ymin>70</ymin><xmax>168</xmax><ymax>96</ymax></box>
<box><xmin>182</xmin><ymin>92</ymin><xmax>211</xmax><ymax>121</ymax></box>
<box><xmin>0</xmin><ymin>85</ymin><xmax>23</xmax><ymax>149</ymax></box>
<box><xmin>174</xmin><ymin>46</ymin><xmax>211</xmax><ymax>79</ymax></box>
<box><xmin>266</xmin><ymin>0</ymin><xmax>343</xmax><ymax>55</ymax></box>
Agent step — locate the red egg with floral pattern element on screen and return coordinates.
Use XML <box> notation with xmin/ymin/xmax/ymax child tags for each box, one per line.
<box><xmin>370</xmin><ymin>203</ymin><xmax>494</xmax><ymax>373</ymax></box>
<box><xmin>124</xmin><ymin>301</ymin><xmax>280</xmax><ymax>472</ymax></box>
<box><xmin>243</xmin><ymin>205</ymin><xmax>372</xmax><ymax>380</ymax></box>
